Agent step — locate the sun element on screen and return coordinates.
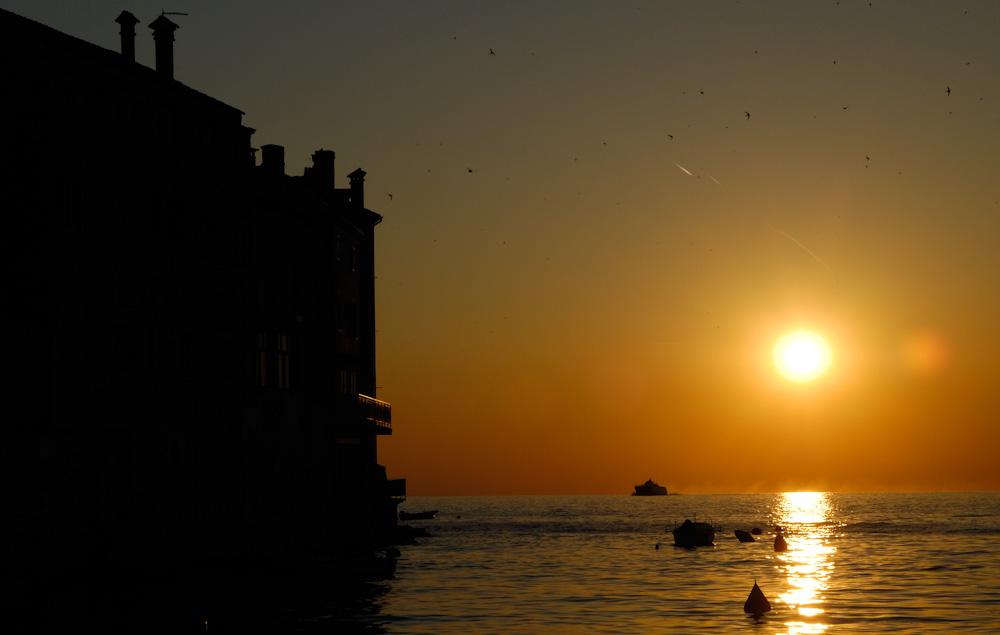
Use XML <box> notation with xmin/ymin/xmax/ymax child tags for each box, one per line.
<box><xmin>774</xmin><ymin>330</ymin><xmax>832</xmax><ymax>382</ymax></box>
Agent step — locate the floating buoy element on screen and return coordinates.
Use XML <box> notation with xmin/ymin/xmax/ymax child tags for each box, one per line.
<box><xmin>744</xmin><ymin>580</ymin><xmax>772</xmax><ymax>615</ymax></box>
<box><xmin>774</xmin><ymin>532</ymin><xmax>788</xmax><ymax>552</ymax></box>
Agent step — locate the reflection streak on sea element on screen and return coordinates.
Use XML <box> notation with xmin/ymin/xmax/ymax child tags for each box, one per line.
<box><xmin>773</xmin><ymin>492</ymin><xmax>838</xmax><ymax>634</ymax></box>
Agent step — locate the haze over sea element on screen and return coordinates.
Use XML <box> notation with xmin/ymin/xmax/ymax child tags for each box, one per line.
<box><xmin>273</xmin><ymin>491</ymin><xmax>999</xmax><ymax>633</ymax></box>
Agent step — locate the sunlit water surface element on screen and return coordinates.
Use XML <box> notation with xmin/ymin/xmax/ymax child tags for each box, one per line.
<box><xmin>197</xmin><ymin>492</ymin><xmax>999</xmax><ymax>633</ymax></box>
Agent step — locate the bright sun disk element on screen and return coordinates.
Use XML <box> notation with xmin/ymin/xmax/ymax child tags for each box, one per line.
<box><xmin>774</xmin><ymin>331</ymin><xmax>832</xmax><ymax>382</ymax></box>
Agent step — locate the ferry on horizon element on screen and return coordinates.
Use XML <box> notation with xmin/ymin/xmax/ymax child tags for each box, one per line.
<box><xmin>633</xmin><ymin>479</ymin><xmax>668</xmax><ymax>496</ymax></box>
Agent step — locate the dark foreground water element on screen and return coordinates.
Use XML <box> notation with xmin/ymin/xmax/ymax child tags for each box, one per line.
<box><xmin>349</xmin><ymin>492</ymin><xmax>1000</xmax><ymax>634</ymax></box>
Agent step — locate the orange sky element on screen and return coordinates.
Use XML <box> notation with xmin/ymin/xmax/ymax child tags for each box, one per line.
<box><xmin>14</xmin><ymin>0</ymin><xmax>1000</xmax><ymax>494</ymax></box>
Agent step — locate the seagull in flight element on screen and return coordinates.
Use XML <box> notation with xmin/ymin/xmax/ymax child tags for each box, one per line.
<box><xmin>946</xmin><ymin>86</ymin><xmax>951</xmax><ymax>95</ymax></box>
<box><xmin>745</xmin><ymin>111</ymin><xmax>750</xmax><ymax>120</ymax></box>
<box><xmin>489</xmin><ymin>48</ymin><xmax>496</xmax><ymax>55</ymax></box>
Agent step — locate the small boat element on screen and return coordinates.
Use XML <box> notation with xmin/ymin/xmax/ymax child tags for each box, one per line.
<box><xmin>399</xmin><ymin>510</ymin><xmax>438</xmax><ymax>520</ymax></box>
<box><xmin>672</xmin><ymin>519</ymin><xmax>716</xmax><ymax>547</ymax></box>
<box><xmin>734</xmin><ymin>529</ymin><xmax>755</xmax><ymax>543</ymax></box>
<box><xmin>633</xmin><ymin>479</ymin><xmax>668</xmax><ymax>496</ymax></box>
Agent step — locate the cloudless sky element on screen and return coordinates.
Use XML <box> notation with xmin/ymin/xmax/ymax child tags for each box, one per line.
<box><xmin>9</xmin><ymin>1</ymin><xmax>999</xmax><ymax>495</ymax></box>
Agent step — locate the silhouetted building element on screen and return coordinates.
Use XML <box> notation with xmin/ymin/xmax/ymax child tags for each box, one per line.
<box><xmin>1</xmin><ymin>8</ymin><xmax>404</xmax><ymax>578</ymax></box>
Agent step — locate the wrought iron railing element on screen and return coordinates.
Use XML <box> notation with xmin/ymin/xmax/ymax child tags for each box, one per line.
<box><xmin>359</xmin><ymin>394</ymin><xmax>391</xmax><ymax>433</ymax></box>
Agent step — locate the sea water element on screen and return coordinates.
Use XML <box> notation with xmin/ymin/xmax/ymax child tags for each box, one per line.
<box><xmin>257</xmin><ymin>492</ymin><xmax>1000</xmax><ymax>633</ymax></box>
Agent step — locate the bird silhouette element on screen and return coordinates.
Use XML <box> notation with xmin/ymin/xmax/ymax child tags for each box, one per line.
<box><xmin>745</xmin><ymin>111</ymin><xmax>750</xmax><ymax>120</ymax></box>
<box><xmin>946</xmin><ymin>86</ymin><xmax>951</xmax><ymax>95</ymax></box>
<box><xmin>489</xmin><ymin>48</ymin><xmax>495</xmax><ymax>55</ymax></box>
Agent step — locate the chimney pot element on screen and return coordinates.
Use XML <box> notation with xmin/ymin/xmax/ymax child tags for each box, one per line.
<box><xmin>349</xmin><ymin>168</ymin><xmax>367</xmax><ymax>208</ymax></box>
<box><xmin>149</xmin><ymin>14</ymin><xmax>179</xmax><ymax>79</ymax></box>
<box><xmin>115</xmin><ymin>11</ymin><xmax>140</xmax><ymax>62</ymax></box>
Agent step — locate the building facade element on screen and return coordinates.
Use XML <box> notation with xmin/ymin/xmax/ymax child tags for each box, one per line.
<box><xmin>1</xmin><ymin>8</ymin><xmax>404</xmax><ymax>575</ymax></box>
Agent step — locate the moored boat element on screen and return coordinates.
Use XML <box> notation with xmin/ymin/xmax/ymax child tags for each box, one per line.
<box><xmin>734</xmin><ymin>529</ymin><xmax>755</xmax><ymax>542</ymax></box>
<box><xmin>671</xmin><ymin>519</ymin><xmax>716</xmax><ymax>547</ymax></box>
<box><xmin>399</xmin><ymin>510</ymin><xmax>438</xmax><ymax>520</ymax></box>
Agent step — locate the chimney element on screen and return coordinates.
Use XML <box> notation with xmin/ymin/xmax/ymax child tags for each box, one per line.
<box><xmin>148</xmin><ymin>14</ymin><xmax>179</xmax><ymax>79</ymax></box>
<box><xmin>115</xmin><ymin>11</ymin><xmax>139</xmax><ymax>62</ymax></box>
<box><xmin>348</xmin><ymin>168</ymin><xmax>367</xmax><ymax>208</ymax></box>
<box><xmin>310</xmin><ymin>149</ymin><xmax>335</xmax><ymax>180</ymax></box>
<box><xmin>303</xmin><ymin>150</ymin><xmax>335</xmax><ymax>198</ymax></box>
<box><xmin>260</xmin><ymin>144</ymin><xmax>285</xmax><ymax>176</ymax></box>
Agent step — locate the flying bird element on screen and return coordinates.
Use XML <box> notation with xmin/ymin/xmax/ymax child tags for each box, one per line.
<box><xmin>386</xmin><ymin>193</ymin><xmax>393</xmax><ymax>200</ymax></box>
<box><xmin>745</xmin><ymin>111</ymin><xmax>750</xmax><ymax>120</ymax></box>
<box><xmin>489</xmin><ymin>48</ymin><xmax>495</xmax><ymax>55</ymax></box>
<box><xmin>946</xmin><ymin>86</ymin><xmax>951</xmax><ymax>95</ymax></box>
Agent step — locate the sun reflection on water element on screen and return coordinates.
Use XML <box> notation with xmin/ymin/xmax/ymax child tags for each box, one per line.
<box><xmin>774</xmin><ymin>492</ymin><xmax>837</xmax><ymax>634</ymax></box>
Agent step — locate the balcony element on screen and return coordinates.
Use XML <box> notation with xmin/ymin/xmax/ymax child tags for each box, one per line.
<box><xmin>359</xmin><ymin>394</ymin><xmax>391</xmax><ymax>434</ymax></box>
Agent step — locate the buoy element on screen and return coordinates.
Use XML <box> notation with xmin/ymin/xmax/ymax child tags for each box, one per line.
<box><xmin>744</xmin><ymin>580</ymin><xmax>771</xmax><ymax>615</ymax></box>
<box><xmin>774</xmin><ymin>532</ymin><xmax>788</xmax><ymax>552</ymax></box>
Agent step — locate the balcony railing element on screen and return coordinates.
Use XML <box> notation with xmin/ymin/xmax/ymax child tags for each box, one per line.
<box><xmin>359</xmin><ymin>394</ymin><xmax>391</xmax><ymax>434</ymax></box>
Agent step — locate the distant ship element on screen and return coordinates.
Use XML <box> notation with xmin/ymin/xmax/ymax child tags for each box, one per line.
<box><xmin>633</xmin><ymin>479</ymin><xmax>668</xmax><ymax>496</ymax></box>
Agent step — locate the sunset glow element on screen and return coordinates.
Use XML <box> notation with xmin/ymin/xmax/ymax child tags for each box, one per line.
<box><xmin>12</xmin><ymin>0</ymin><xmax>997</xmax><ymax>496</ymax></box>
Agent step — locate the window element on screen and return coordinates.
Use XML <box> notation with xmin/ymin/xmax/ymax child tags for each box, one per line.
<box><xmin>339</xmin><ymin>370</ymin><xmax>356</xmax><ymax>395</ymax></box>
